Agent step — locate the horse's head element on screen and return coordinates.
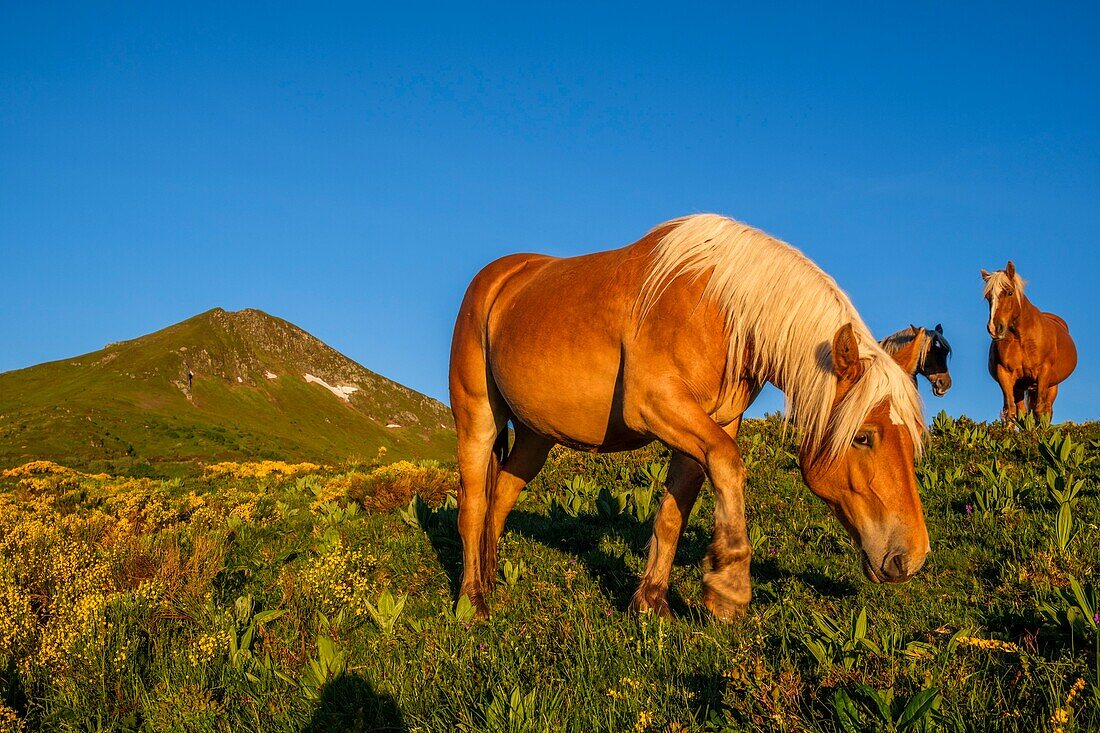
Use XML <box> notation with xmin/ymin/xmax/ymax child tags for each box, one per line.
<box><xmin>799</xmin><ymin>323</ymin><xmax>929</xmax><ymax>584</ymax></box>
<box><xmin>981</xmin><ymin>261</ymin><xmax>1024</xmax><ymax>340</ymax></box>
<box><xmin>921</xmin><ymin>323</ymin><xmax>952</xmax><ymax>396</ymax></box>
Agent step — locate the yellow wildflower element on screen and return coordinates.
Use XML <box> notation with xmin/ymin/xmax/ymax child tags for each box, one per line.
<box><xmin>0</xmin><ymin>569</ymin><xmax>35</xmax><ymax>659</ymax></box>
<box><xmin>957</xmin><ymin>635</ymin><xmax>1021</xmax><ymax>653</ymax></box>
<box><xmin>294</xmin><ymin>541</ymin><xmax>380</xmax><ymax>617</ymax></box>
<box><xmin>0</xmin><ymin>703</ymin><xmax>25</xmax><ymax>733</ymax></box>
<box><xmin>1049</xmin><ymin>678</ymin><xmax>1087</xmax><ymax>733</ymax></box>
<box><xmin>203</xmin><ymin>461</ymin><xmax>321</xmax><ymax>479</ymax></box>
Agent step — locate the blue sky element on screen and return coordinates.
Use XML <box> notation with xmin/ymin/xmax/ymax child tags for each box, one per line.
<box><xmin>2</xmin><ymin>3</ymin><xmax>1098</xmax><ymax>423</ymax></box>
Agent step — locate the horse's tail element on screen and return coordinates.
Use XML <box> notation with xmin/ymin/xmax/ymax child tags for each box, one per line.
<box><xmin>479</xmin><ymin>426</ymin><xmax>510</xmax><ymax>587</ymax></box>
<box><xmin>486</xmin><ymin>426</ymin><xmax>509</xmax><ymax>509</ymax></box>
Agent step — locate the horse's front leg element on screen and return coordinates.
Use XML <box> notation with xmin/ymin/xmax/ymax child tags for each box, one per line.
<box><xmin>700</xmin><ymin>438</ymin><xmax>751</xmax><ymax>621</ymax></box>
<box><xmin>994</xmin><ymin>367</ymin><xmax>1022</xmax><ymax>422</ymax></box>
<box><xmin>641</xmin><ymin>395</ymin><xmax>751</xmax><ymax>620</ymax></box>
<box><xmin>631</xmin><ymin>452</ymin><xmax>705</xmax><ymax>617</ymax></box>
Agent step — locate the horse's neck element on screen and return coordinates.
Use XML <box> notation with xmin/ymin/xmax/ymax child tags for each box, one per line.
<box><xmin>890</xmin><ymin>332</ymin><xmax>927</xmax><ymax>376</ymax></box>
<box><xmin>764</xmin><ymin>327</ymin><xmax>858</xmax><ymax>398</ymax></box>
<box><xmin>913</xmin><ymin>333</ymin><xmax>928</xmax><ymax>373</ymax></box>
<box><xmin>1015</xmin><ymin>294</ymin><xmax>1044</xmax><ymax>332</ymax></box>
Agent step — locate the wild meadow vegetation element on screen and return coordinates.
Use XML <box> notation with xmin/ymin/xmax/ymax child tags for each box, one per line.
<box><xmin>0</xmin><ymin>414</ymin><xmax>1098</xmax><ymax>732</ymax></box>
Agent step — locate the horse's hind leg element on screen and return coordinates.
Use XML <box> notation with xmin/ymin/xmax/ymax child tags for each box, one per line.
<box><xmin>450</xmin><ymin>321</ymin><xmax>510</xmax><ymax>616</ymax></box>
<box><xmin>452</xmin><ymin>394</ymin><xmax>506</xmax><ymax>616</ymax></box>
<box><xmin>481</xmin><ymin>422</ymin><xmax>554</xmax><ymax>591</ymax></box>
<box><xmin>1025</xmin><ymin>384</ymin><xmax>1039</xmax><ymax>416</ymax></box>
<box><xmin>631</xmin><ymin>451</ymin><xmax>705</xmax><ymax>617</ymax></box>
<box><xmin>1035</xmin><ymin>383</ymin><xmax>1058</xmax><ymax>422</ymax></box>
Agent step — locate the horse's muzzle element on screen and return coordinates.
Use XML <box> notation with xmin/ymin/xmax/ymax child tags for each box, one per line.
<box><xmin>861</xmin><ymin>549</ymin><xmax>926</xmax><ymax>584</ymax></box>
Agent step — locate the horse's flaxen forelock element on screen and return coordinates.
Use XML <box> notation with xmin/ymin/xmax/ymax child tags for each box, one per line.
<box><xmin>636</xmin><ymin>213</ymin><xmax>924</xmax><ymax>461</ymax></box>
<box><xmin>982</xmin><ymin>270</ymin><xmax>1026</xmax><ymax>301</ymax></box>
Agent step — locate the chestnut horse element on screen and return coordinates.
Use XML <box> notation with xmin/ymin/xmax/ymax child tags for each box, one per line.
<box><xmin>880</xmin><ymin>324</ymin><xmax>953</xmax><ymax>396</ymax></box>
<box><xmin>982</xmin><ymin>261</ymin><xmax>1077</xmax><ymax>421</ymax></box>
<box><xmin>450</xmin><ymin>214</ymin><xmax>929</xmax><ymax>620</ymax></box>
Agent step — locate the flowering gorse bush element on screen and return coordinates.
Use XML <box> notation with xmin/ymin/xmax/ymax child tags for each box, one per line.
<box><xmin>203</xmin><ymin>461</ymin><xmax>323</xmax><ymax>479</ymax></box>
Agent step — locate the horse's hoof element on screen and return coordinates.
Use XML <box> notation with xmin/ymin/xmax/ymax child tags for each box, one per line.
<box><xmin>458</xmin><ymin>589</ymin><xmax>490</xmax><ymax>620</ymax></box>
<box><xmin>629</xmin><ymin>582</ymin><xmax>674</xmax><ymax>618</ymax></box>
<box><xmin>703</xmin><ymin>592</ymin><xmax>748</xmax><ymax>621</ymax></box>
<box><xmin>702</xmin><ymin>576</ymin><xmax>750</xmax><ymax>621</ymax></box>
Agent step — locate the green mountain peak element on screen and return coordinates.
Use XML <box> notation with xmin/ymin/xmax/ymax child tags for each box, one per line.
<box><xmin>0</xmin><ymin>309</ymin><xmax>455</xmax><ymax>472</ymax></box>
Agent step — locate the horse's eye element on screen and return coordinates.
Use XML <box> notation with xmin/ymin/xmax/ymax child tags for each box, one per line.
<box><xmin>1004</xmin><ymin>288</ymin><xmax>1014</xmax><ymax>297</ymax></box>
<box><xmin>853</xmin><ymin>432</ymin><xmax>872</xmax><ymax>447</ymax></box>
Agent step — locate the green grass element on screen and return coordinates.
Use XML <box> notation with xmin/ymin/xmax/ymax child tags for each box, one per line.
<box><xmin>0</xmin><ymin>414</ymin><xmax>1098</xmax><ymax>732</ymax></box>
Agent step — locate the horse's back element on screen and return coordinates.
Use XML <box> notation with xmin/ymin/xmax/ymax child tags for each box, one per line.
<box><xmin>988</xmin><ymin>310</ymin><xmax>1077</xmax><ymax>385</ymax></box>
<box><xmin>457</xmin><ymin>252</ymin><xmax>559</xmax><ymax>318</ymax></box>
<box><xmin>483</xmin><ymin>246</ymin><xmax>641</xmax><ymax>342</ymax></box>
<box><xmin>454</xmin><ymin>230</ymin><xmax>743</xmax><ymax>450</ymax></box>
<box><xmin>450</xmin><ymin>253</ymin><xmax>560</xmax><ymax>408</ymax></box>
<box><xmin>476</xmin><ymin>245</ymin><xmax>653</xmax><ymax>448</ymax></box>
<box><xmin>1042</xmin><ymin>311</ymin><xmax>1070</xmax><ymax>333</ymax></box>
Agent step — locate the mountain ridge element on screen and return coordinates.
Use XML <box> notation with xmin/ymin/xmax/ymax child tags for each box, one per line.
<box><xmin>0</xmin><ymin>308</ymin><xmax>456</xmax><ymax>472</ymax></box>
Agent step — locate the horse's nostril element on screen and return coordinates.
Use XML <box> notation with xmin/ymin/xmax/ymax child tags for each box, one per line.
<box><xmin>885</xmin><ymin>554</ymin><xmax>908</xmax><ymax>581</ymax></box>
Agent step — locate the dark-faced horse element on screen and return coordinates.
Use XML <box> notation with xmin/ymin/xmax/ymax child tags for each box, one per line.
<box><xmin>880</xmin><ymin>325</ymin><xmax>952</xmax><ymax>396</ymax></box>
<box><xmin>450</xmin><ymin>214</ymin><xmax>929</xmax><ymax>620</ymax></box>
<box><xmin>982</xmin><ymin>261</ymin><xmax>1077</xmax><ymax>421</ymax></box>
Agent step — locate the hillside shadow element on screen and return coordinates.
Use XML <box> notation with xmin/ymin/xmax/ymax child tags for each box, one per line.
<box><xmin>423</xmin><ymin>509</ymin><xmax>462</xmax><ymax>598</ymax></box>
<box><xmin>683</xmin><ymin>672</ymin><xmax>730</xmax><ymax>728</ymax></box>
<box><xmin>1</xmin><ymin>660</ymin><xmax>28</xmax><ymax>724</ymax></box>
<box><xmin>496</xmin><ymin>510</ymin><xmax>710</xmax><ymax>613</ymax></box>
<box><xmin>425</xmin><ymin>507</ymin><xmax>659</xmax><ymax>611</ymax></box>
<box><xmin>506</xmin><ymin>510</ymin><xmax>646</xmax><ymax>610</ymax></box>
<box><xmin>426</xmin><ymin>508</ymin><xmax>858</xmax><ymax>610</ymax></box>
<box><xmin>302</xmin><ymin>673</ymin><xmax>406</xmax><ymax>733</ymax></box>
<box><xmin>751</xmin><ymin>556</ymin><xmax>859</xmax><ymax>599</ymax></box>
<box><xmin>979</xmin><ymin>605</ymin><xmax>1042</xmax><ymax>642</ymax></box>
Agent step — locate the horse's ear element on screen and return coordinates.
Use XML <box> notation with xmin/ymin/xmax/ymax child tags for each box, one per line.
<box><xmin>909</xmin><ymin>324</ymin><xmax>918</xmax><ymax>333</ymax></box>
<box><xmin>891</xmin><ymin>327</ymin><xmax>925</xmax><ymax>376</ymax></box>
<box><xmin>1005</xmin><ymin>261</ymin><xmax>1015</xmax><ymax>279</ymax></box>
<box><xmin>935</xmin><ymin>323</ymin><xmax>943</xmax><ymax>334</ymax></box>
<box><xmin>831</xmin><ymin>323</ymin><xmax>863</xmax><ymax>388</ymax></box>
<box><xmin>981</xmin><ymin>269</ymin><xmax>991</xmax><ymax>282</ymax></box>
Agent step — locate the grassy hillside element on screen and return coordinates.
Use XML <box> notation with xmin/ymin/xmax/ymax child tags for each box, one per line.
<box><xmin>0</xmin><ymin>414</ymin><xmax>1097</xmax><ymax>731</ymax></box>
<box><xmin>0</xmin><ymin>308</ymin><xmax>455</xmax><ymax>472</ymax></box>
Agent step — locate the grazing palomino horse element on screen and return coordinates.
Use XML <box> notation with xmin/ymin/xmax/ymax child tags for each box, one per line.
<box><xmin>880</xmin><ymin>324</ymin><xmax>953</xmax><ymax>396</ymax></box>
<box><xmin>982</xmin><ymin>261</ymin><xmax>1077</xmax><ymax>421</ymax></box>
<box><xmin>450</xmin><ymin>214</ymin><xmax>929</xmax><ymax>620</ymax></box>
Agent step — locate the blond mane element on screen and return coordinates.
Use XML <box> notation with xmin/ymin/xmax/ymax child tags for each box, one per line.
<box><xmin>637</xmin><ymin>214</ymin><xmax>923</xmax><ymax>460</ymax></box>
<box><xmin>880</xmin><ymin>328</ymin><xmax>932</xmax><ymax>370</ymax></box>
<box><xmin>982</xmin><ymin>270</ymin><xmax>1026</xmax><ymax>300</ymax></box>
